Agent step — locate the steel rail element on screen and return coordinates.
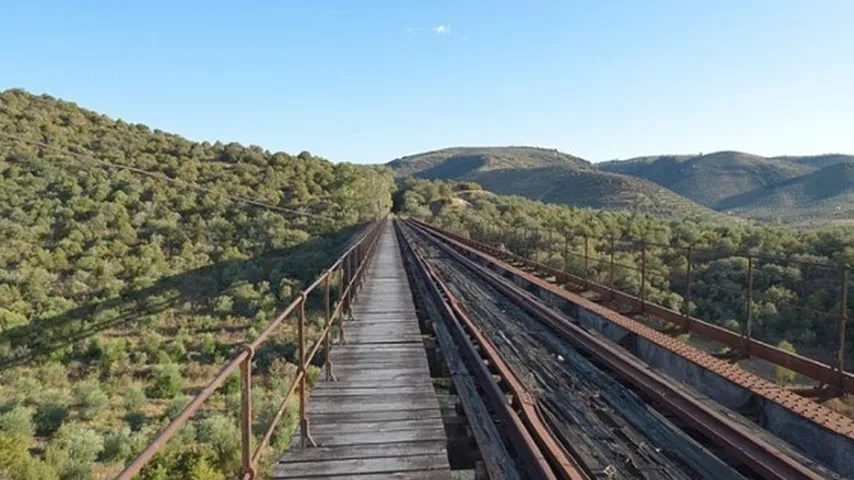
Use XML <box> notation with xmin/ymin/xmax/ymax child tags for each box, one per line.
<box><xmin>398</xmin><ymin>221</ymin><xmax>588</xmax><ymax>480</ymax></box>
<box><xmin>417</xmin><ymin>219</ymin><xmax>854</xmax><ymax>395</ymax></box>
<box><xmin>410</xmin><ymin>219</ymin><xmax>825</xmax><ymax>480</ymax></box>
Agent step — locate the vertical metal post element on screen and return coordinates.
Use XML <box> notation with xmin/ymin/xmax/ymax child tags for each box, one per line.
<box><xmin>608</xmin><ymin>236</ymin><xmax>616</xmax><ymax>300</ymax></box>
<box><xmin>524</xmin><ymin>227</ymin><xmax>530</xmax><ymax>259</ymax></box>
<box><xmin>640</xmin><ymin>241</ymin><xmax>647</xmax><ymax>314</ymax></box>
<box><xmin>240</xmin><ymin>347</ymin><xmax>253</xmax><ymax>479</ymax></box>
<box><xmin>548</xmin><ymin>229</ymin><xmax>554</xmax><ymax>265</ymax></box>
<box><xmin>838</xmin><ymin>267</ymin><xmax>849</xmax><ymax>382</ymax></box>
<box><xmin>324</xmin><ymin>272</ymin><xmax>333</xmax><ymax>381</ymax></box>
<box><xmin>583</xmin><ymin>235</ymin><xmax>590</xmax><ymax>288</ymax></box>
<box><xmin>684</xmin><ymin>246</ymin><xmax>693</xmax><ymax>332</ymax></box>
<box><xmin>744</xmin><ymin>256</ymin><xmax>754</xmax><ymax>355</ymax></box>
<box><xmin>298</xmin><ymin>296</ymin><xmax>314</xmax><ymax>448</ymax></box>
<box><xmin>563</xmin><ymin>231</ymin><xmax>569</xmax><ymax>273</ymax></box>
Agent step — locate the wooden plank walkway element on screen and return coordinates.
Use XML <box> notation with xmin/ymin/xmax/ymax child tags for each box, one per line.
<box><xmin>274</xmin><ymin>225</ymin><xmax>452</xmax><ymax>479</ymax></box>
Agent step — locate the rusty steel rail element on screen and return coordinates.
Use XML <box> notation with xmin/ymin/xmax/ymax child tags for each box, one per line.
<box><xmin>419</xmin><ymin>219</ymin><xmax>854</xmax><ymax>395</ymax></box>
<box><xmin>397</xmin><ymin>221</ymin><xmax>589</xmax><ymax>480</ymax></box>
<box><xmin>413</xmin><ymin>219</ymin><xmax>854</xmax><ymax>439</ymax></box>
<box><xmin>118</xmin><ymin>217</ymin><xmax>388</xmax><ymax>480</ymax></box>
<box><xmin>410</xmin><ymin>219</ymin><xmax>826</xmax><ymax>480</ymax></box>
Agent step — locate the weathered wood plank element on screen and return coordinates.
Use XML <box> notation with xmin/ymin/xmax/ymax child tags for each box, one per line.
<box><xmin>309</xmin><ymin>408</ymin><xmax>443</xmax><ymax>424</ymax></box>
<box><xmin>299</xmin><ymin>426</ymin><xmax>448</xmax><ymax>448</ymax></box>
<box><xmin>308</xmin><ymin>418</ymin><xmax>442</xmax><ymax>435</ymax></box>
<box><xmin>272</xmin><ymin>453</ymin><xmax>450</xmax><ymax>478</ymax></box>
<box><xmin>278</xmin><ymin>440</ymin><xmax>447</xmax><ymax>463</ymax></box>
<box><xmin>311</xmin><ymin>386</ymin><xmax>436</xmax><ymax>397</ymax></box>
<box><xmin>309</xmin><ymin>397</ymin><xmax>440</xmax><ymax>414</ymax></box>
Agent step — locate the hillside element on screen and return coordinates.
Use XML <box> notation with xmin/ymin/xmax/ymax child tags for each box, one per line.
<box><xmin>389</xmin><ymin>147</ymin><xmax>720</xmax><ymax>220</ymax></box>
<box><xmin>601</xmin><ymin>151</ymin><xmax>854</xmax><ymax>220</ymax></box>
<box><xmin>716</xmin><ymin>162</ymin><xmax>854</xmax><ymax>223</ymax></box>
<box><xmin>0</xmin><ymin>89</ymin><xmax>394</xmax><ymax>478</ymax></box>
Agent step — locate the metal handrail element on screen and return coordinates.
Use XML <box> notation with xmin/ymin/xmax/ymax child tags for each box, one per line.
<box><xmin>118</xmin><ymin>216</ymin><xmax>389</xmax><ymax>479</ymax></box>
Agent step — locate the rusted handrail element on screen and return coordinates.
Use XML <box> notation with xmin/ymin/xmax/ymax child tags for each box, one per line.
<box><xmin>118</xmin><ymin>216</ymin><xmax>388</xmax><ymax>480</ymax></box>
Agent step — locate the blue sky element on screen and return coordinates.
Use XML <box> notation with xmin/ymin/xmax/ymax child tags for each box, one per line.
<box><xmin>2</xmin><ymin>1</ymin><xmax>853</xmax><ymax>164</ymax></box>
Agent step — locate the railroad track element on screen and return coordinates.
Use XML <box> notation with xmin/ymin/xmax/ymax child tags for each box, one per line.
<box><xmin>397</xmin><ymin>219</ymin><xmax>831</xmax><ymax>480</ymax></box>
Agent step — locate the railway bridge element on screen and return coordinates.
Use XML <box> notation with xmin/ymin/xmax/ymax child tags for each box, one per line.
<box><xmin>121</xmin><ymin>218</ymin><xmax>854</xmax><ymax>479</ymax></box>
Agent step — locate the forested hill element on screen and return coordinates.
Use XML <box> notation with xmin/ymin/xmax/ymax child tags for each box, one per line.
<box><xmin>601</xmin><ymin>151</ymin><xmax>854</xmax><ymax>223</ymax></box>
<box><xmin>388</xmin><ymin>147</ymin><xmax>723</xmax><ymax>220</ymax></box>
<box><xmin>0</xmin><ymin>89</ymin><xmax>394</xmax><ymax>478</ymax></box>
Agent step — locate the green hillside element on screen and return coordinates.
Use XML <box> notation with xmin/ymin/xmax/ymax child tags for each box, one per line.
<box><xmin>599</xmin><ymin>151</ymin><xmax>815</xmax><ymax>207</ymax></box>
<box><xmin>601</xmin><ymin>151</ymin><xmax>854</xmax><ymax>221</ymax></box>
<box><xmin>0</xmin><ymin>89</ymin><xmax>394</xmax><ymax>478</ymax></box>
<box><xmin>716</xmin><ymin>162</ymin><xmax>854</xmax><ymax>223</ymax></box>
<box><xmin>388</xmin><ymin>147</ymin><xmax>720</xmax><ymax>220</ymax></box>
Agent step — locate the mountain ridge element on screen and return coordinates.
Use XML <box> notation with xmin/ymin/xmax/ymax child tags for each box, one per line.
<box><xmin>389</xmin><ymin>146</ymin><xmax>854</xmax><ymax>224</ymax></box>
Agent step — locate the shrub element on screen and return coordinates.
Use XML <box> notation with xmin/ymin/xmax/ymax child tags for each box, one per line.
<box><xmin>38</xmin><ymin>362</ymin><xmax>69</xmax><ymax>389</ymax></box>
<box><xmin>124</xmin><ymin>385</ymin><xmax>148</xmax><ymax>411</ymax></box>
<box><xmin>0</xmin><ymin>406</ymin><xmax>34</xmax><ymax>438</ymax></box>
<box><xmin>166</xmin><ymin>395</ymin><xmax>192</xmax><ymax>419</ymax></box>
<box><xmin>199</xmin><ymin>333</ymin><xmax>217</xmax><ymax>358</ymax></box>
<box><xmin>73</xmin><ymin>380</ymin><xmax>109</xmax><ymax>419</ymax></box>
<box><xmin>101</xmin><ymin>427</ymin><xmax>133</xmax><ymax>463</ymax></box>
<box><xmin>34</xmin><ymin>404</ymin><xmax>69</xmax><ymax>436</ymax></box>
<box><xmin>197</xmin><ymin>415</ymin><xmax>240</xmax><ymax>473</ymax></box>
<box><xmin>220</xmin><ymin>372</ymin><xmax>240</xmax><ymax>396</ymax></box>
<box><xmin>775</xmin><ymin>340</ymin><xmax>797</xmax><ymax>386</ymax></box>
<box><xmin>167</xmin><ymin>338</ymin><xmax>188</xmax><ymax>362</ymax></box>
<box><xmin>124</xmin><ymin>411</ymin><xmax>147</xmax><ymax>431</ymax></box>
<box><xmin>45</xmin><ymin>423</ymin><xmax>104</xmax><ymax>478</ymax></box>
<box><xmin>150</xmin><ymin>363</ymin><xmax>182</xmax><ymax>399</ymax></box>
<box><xmin>0</xmin><ymin>432</ymin><xmax>60</xmax><ymax>480</ymax></box>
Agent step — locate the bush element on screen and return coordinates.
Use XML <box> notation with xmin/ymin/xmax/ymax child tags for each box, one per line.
<box><xmin>45</xmin><ymin>423</ymin><xmax>104</xmax><ymax>478</ymax></box>
<box><xmin>166</xmin><ymin>395</ymin><xmax>192</xmax><ymax>419</ymax></box>
<box><xmin>220</xmin><ymin>372</ymin><xmax>240</xmax><ymax>396</ymax></box>
<box><xmin>38</xmin><ymin>362</ymin><xmax>69</xmax><ymax>389</ymax></box>
<box><xmin>101</xmin><ymin>427</ymin><xmax>133</xmax><ymax>463</ymax></box>
<box><xmin>150</xmin><ymin>363</ymin><xmax>182</xmax><ymax>399</ymax></box>
<box><xmin>73</xmin><ymin>380</ymin><xmax>109</xmax><ymax>419</ymax></box>
<box><xmin>0</xmin><ymin>432</ymin><xmax>60</xmax><ymax>480</ymax></box>
<box><xmin>0</xmin><ymin>406</ymin><xmax>34</xmax><ymax>438</ymax></box>
<box><xmin>124</xmin><ymin>385</ymin><xmax>148</xmax><ymax>411</ymax></box>
<box><xmin>124</xmin><ymin>411</ymin><xmax>147</xmax><ymax>431</ymax></box>
<box><xmin>34</xmin><ymin>404</ymin><xmax>69</xmax><ymax>436</ymax></box>
<box><xmin>197</xmin><ymin>415</ymin><xmax>240</xmax><ymax>473</ymax></box>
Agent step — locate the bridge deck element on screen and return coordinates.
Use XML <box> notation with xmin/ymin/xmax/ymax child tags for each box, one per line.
<box><xmin>273</xmin><ymin>225</ymin><xmax>452</xmax><ymax>479</ymax></box>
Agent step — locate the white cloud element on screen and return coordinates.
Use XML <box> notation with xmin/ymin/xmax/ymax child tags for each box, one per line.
<box><xmin>432</xmin><ymin>24</ymin><xmax>452</xmax><ymax>35</ymax></box>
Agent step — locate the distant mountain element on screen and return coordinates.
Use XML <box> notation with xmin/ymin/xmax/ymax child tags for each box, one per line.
<box><xmin>601</xmin><ymin>150</ymin><xmax>854</xmax><ymax>223</ymax></box>
<box><xmin>388</xmin><ymin>147</ymin><xmax>721</xmax><ymax>219</ymax></box>
<box><xmin>598</xmin><ymin>151</ymin><xmax>854</xmax><ymax>210</ymax></box>
<box><xmin>715</xmin><ymin>162</ymin><xmax>854</xmax><ymax>223</ymax></box>
<box><xmin>599</xmin><ymin>151</ymin><xmax>816</xmax><ymax>207</ymax></box>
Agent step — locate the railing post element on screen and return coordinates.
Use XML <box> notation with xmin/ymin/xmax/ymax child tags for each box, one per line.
<box><xmin>524</xmin><ymin>227</ymin><xmax>531</xmax><ymax>260</ymax></box>
<box><xmin>240</xmin><ymin>345</ymin><xmax>255</xmax><ymax>479</ymax></box>
<box><xmin>298</xmin><ymin>295</ymin><xmax>315</xmax><ymax>448</ymax></box>
<box><xmin>640</xmin><ymin>241</ymin><xmax>647</xmax><ymax>315</ymax></box>
<box><xmin>684</xmin><ymin>246</ymin><xmax>694</xmax><ymax>332</ymax></box>
<box><xmin>609</xmin><ymin>236</ymin><xmax>616</xmax><ymax>300</ymax></box>
<box><xmin>583</xmin><ymin>235</ymin><xmax>590</xmax><ymax>289</ymax></box>
<box><xmin>744</xmin><ymin>256</ymin><xmax>754</xmax><ymax>356</ymax></box>
<box><xmin>324</xmin><ymin>272</ymin><xmax>334</xmax><ymax>382</ymax></box>
<box><xmin>563</xmin><ymin>231</ymin><xmax>569</xmax><ymax>273</ymax></box>
<box><xmin>548</xmin><ymin>229</ymin><xmax>554</xmax><ymax>265</ymax></box>
<box><xmin>838</xmin><ymin>267</ymin><xmax>849</xmax><ymax>385</ymax></box>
